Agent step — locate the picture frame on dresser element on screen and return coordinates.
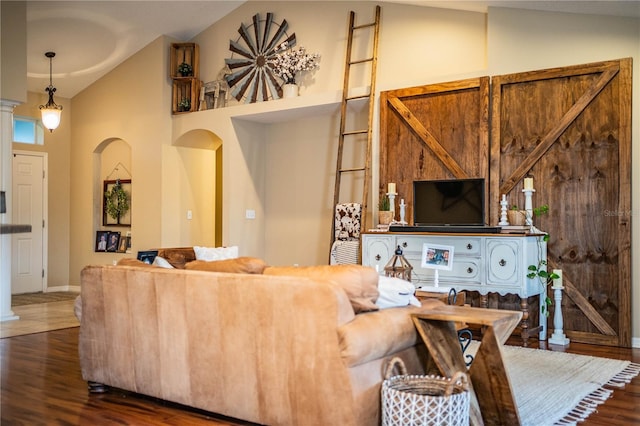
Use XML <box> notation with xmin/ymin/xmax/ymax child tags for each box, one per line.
<box><xmin>421</xmin><ymin>243</ymin><xmax>454</xmax><ymax>271</ymax></box>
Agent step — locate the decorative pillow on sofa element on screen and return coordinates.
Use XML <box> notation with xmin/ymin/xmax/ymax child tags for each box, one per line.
<box><xmin>193</xmin><ymin>245</ymin><xmax>239</xmax><ymax>261</ymax></box>
<box><xmin>264</xmin><ymin>264</ymin><xmax>380</xmax><ymax>314</ymax></box>
<box><xmin>152</xmin><ymin>256</ymin><xmax>174</xmax><ymax>269</ymax></box>
<box><xmin>376</xmin><ymin>275</ymin><xmax>421</xmax><ymax>309</ymax></box>
<box><xmin>185</xmin><ymin>257</ymin><xmax>267</xmax><ymax>274</ymax></box>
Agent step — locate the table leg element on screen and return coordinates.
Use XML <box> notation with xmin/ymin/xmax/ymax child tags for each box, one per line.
<box><xmin>519</xmin><ymin>297</ymin><xmax>530</xmax><ymax>347</ymax></box>
<box><xmin>412</xmin><ymin>317</ymin><xmax>484</xmax><ymax>426</ymax></box>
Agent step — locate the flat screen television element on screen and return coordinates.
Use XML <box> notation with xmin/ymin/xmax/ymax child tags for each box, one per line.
<box><xmin>413</xmin><ymin>178</ymin><xmax>485</xmax><ymax>226</ymax></box>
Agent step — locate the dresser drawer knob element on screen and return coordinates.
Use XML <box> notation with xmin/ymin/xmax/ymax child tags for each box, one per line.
<box><xmin>466</xmin><ymin>243</ymin><xmax>473</xmax><ymax>250</ymax></box>
<box><xmin>375</xmin><ymin>254</ymin><xmax>381</xmax><ymax>261</ymax></box>
<box><xmin>499</xmin><ymin>259</ymin><xmax>506</xmax><ymax>266</ymax></box>
<box><xmin>402</xmin><ymin>241</ymin><xmax>408</xmax><ymax>248</ymax></box>
<box><xmin>467</xmin><ymin>267</ymin><xmax>474</xmax><ymax>274</ymax></box>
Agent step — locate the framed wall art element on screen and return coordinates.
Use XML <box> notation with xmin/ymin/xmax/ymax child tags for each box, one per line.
<box><xmin>103</xmin><ymin>179</ymin><xmax>132</xmax><ymax>226</ymax></box>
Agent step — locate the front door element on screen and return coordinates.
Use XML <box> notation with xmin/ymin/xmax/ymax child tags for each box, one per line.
<box><xmin>12</xmin><ymin>152</ymin><xmax>45</xmax><ymax>294</ymax></box>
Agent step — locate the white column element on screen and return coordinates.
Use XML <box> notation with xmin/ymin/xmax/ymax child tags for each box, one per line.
<box><xmin>0</xmin><ymin>100</ymin><xmax>20</xmax><ymax>321</ymax></box>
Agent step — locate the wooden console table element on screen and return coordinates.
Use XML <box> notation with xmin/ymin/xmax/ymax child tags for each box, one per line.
<box><xmin>363</xmin><ymin>231</ymin><xmax>546</xmax><ymax>346</ymax></box>
<box><xmin>412</xmin><ymin>305</ymin><xmax>523</xmax><ymax>426</ymax></box>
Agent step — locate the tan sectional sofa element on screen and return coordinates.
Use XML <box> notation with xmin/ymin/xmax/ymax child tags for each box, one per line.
<box><xmin>77</xmin><ymin>251</ymin><xmax>441</xmax><ymax>426</ymax></box>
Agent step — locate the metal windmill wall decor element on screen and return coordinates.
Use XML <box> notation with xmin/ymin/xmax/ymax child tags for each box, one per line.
<box><xmin>225</xmin><ymin>13</ymin><xmax>296</xmax><ymax>103</ymax></box>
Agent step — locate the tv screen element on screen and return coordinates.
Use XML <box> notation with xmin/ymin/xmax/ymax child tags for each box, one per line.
<box><xmin>413</xmin><ymin>178</ymin><xmax>485</xmax><ymax>226</ymax></box>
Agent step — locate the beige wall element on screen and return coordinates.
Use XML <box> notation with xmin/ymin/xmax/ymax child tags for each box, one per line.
<box><xmin>1</xmin><ymin>1</ymin><xmax>27</xmax><ymax>104</ymax></box>
<box><xmin>69</xmin><ymin>36</ymin><xmax>172</xmax><ymax>276</ymax></box>
<box><xmin>16</xmin><ymin>1</ymin><xmax>633</xmax><ymax>340</ymax></box>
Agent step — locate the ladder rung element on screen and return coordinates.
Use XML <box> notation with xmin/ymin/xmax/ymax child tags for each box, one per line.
<box><xmin>339</xmin><ymin>167</ymin><xmax>366</xmax><ymax>173</ymax></box>
<box><xmin>346</xmin><ymin>94</ymin><xmax>370</xmax><ymax>101</ymax></box>
<box><xmin>349</xmin><ymin>58</ymin><xmax>374</xmax><ymax>65</ymax></box>
<box><xmin>342</xmin><ymin>129</ymin><xmax>369</xmax><ymax>136</ymax></box>
<box><xmin>353</xmin><ymin>22</ymin><xmax>376</xmax><ymax>30</ymax></box>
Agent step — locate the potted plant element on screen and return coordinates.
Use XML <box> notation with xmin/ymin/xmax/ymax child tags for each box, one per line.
<box><xmin>378</xmin><ymin>194</ymin><xmax>393</xmax><ymax>225</ymax></box>
<box><xmin>269</xmin><ymin>42</ymin><xmax>320</xmax><ymax>97</ymax></box>
<box><xmin>527</xmin><ymin>235</ymin><xmax>559</xmax><ymax>316</ymax></box>
<box><xmin>177</xmin><ymin>62</ymin><xmax>193</xmax><ymax>77</ymax></box>
<box><xmin>178</xmin><ymin>97</ymin><xmax>191</xmax><ymax>112</ymax></box>
<box><xmin>507</xmin><ymin>203</ymin><xmax>549</xmax><ymax>226</ymax></box>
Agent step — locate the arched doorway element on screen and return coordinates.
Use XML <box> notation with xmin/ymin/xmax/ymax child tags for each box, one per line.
<box><xmin>173</xmin><ymin>129</ymin><xmax>222</xmax><ymax>247</ymax></box>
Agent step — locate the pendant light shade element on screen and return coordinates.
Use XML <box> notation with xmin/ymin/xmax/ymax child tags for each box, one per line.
<box><xmin>39</xmin><ymin>51</ymin><xmax>62</xmax><ymax>132</ymax></box>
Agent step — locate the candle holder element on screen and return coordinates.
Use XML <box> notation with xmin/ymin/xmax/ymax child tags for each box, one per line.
<box><xmin>397</xmin><ymin>199</ymin><xmax>408</xmax><ymax>225</ymax></box>
<box><xmin>499</xmin><ymin>194</ymin><xmax>509</xmax><ymax>226</ymax></box>
<box><xmin>387</xmin><ymin>192</ymin><xmax>397</xmax><ymax>222</ymax></box>
<box><xmin>548</xmin><ymin>285</ymin><xmax>570</xmax><ymax>346</ymax></box>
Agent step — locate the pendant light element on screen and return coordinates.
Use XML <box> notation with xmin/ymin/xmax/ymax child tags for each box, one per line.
<box><xmin>39</xmin><ymin>51</ymin><xmax>63</xmax><ymax>132</ymax></box>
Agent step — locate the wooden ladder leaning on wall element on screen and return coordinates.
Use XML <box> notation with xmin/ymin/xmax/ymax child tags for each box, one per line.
<box><xmin>329</xmin><ymin>5</ymin><xmax>381</xmax><ymax>258</ymax></box>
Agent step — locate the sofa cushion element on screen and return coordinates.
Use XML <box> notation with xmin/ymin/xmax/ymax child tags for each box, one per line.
<box><xmin>194</xmin><ymin>245</ymin><xmax>239</xmax><ymax>261</ymax></box>
<box><xmin>338</xmin><ymin>299</ymin><xmax>445</xmax><ymax>367</ymax></box>
<box><xmin>264</xmin><ymin>264</ymin><xmax>379</xmax><ymax>314</ymax></box>
<box><xmin>185</xmin><ymin>257</ymin><xmax>268</xmax><ymax>274</ymax></box>
<box><xmin>156</xmin><ymin>247</ymin><xmax>197</xmax><ymax>269</ymax></box>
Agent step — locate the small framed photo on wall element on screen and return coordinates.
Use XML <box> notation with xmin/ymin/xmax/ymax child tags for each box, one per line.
<box><xmin>95</xmin><ymin>231</ymin><xmax>109</xmax><ymax>252</ymax></box>
<box><xmin>106</xmin><ymin>231</ymin><xmax>121</xmax><ymax>252</ymax></box>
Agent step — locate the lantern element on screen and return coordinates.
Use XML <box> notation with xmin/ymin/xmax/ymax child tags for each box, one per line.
<box><xmin>384</xmin><ymin>246</ymin><xmax>413</xmax><ymax>282</ymax></box>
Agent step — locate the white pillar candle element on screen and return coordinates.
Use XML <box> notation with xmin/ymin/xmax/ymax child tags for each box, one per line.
<box><xmin>524</xmin><ymin>177</ymin><xmax>533</xmax><ymax>190</ymax></box>
<box><xmin>552</xmin><ymin>269</ymin><xmax>563</xmax><ymax>288</ymax></box>
<box><xmin>388</xmin><ymin>182</ymin><xmax>396</xmax><ymax>194</ymax></box>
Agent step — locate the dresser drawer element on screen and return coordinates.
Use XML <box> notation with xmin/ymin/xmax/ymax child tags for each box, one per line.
<box><xmin>408</xmin><ymin>255</ymin><xmax>482</xmax><ymax>284</ymax></box>
<box><xmin>396</xmin><ymin>235</ymin><xmax>482</xmax><ymax>257</ymax></box>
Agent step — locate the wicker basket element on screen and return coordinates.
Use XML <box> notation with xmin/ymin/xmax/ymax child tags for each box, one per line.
<box><xmin>381</xmin><ymin>357</ymin><xmax>470</xmax><ymax>426</ymax></box>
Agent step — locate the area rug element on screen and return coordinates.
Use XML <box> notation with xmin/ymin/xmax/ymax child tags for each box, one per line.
<box><xmin>11</xmin><ymin>291</ymin><xmax>79</xmax><ymax>307</ymax></box>
<box><xmin>467</xmin><ymin>342</ymin><xmax>640</xmax><ymax>425</ymax></box>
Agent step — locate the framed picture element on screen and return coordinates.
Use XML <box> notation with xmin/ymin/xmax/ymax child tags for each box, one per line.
<box><xmin>137</xmin><ymin>250</ymin><xmax>158</xmax><ymax>265</ymax></box>
<box><xmin>103</xmin><ymin>179</ymin><xmax>132</xmax><ymax>226</ymax></box>
<box><xmin>95</xmin><ymin>231</ymin><xmax>109</xmax><ymax>252</ymax></box>
<box><xmin>117</xmin><ymin>235</ymin><xmax>128</xmax><ymax>253</ymax></box>
<box><xmin>421</xmin><ymin>243</ymin><xmax>455</xmax><ymax>271</ymax></box>
<box><xmin>106</xmin><ymin>231</ymin><xmax>121</xmax><ymax>252</ymax></box>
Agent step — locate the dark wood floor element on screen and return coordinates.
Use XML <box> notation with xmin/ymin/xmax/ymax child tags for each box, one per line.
<box><xmin>1</xmin><ymin>327</ymin><xmax>639</xmax><ymax>425</ymax></box>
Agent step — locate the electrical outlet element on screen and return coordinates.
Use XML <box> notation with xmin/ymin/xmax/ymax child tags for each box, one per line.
<box><xmin>187</xmin><ymin>210</ymin><xmax>193</xmax><ymax>220</ymax></box>
<box><xmin>245</xmin><ymin>209</ymin><xmax>256</xmax><ymax>219</ymax></box>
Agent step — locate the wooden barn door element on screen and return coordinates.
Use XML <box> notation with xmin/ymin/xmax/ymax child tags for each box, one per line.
<box><xmin>490</xmin><ymin>59</ymin><xmax>632</xmax><ymax>347</ymax></box>
<box><xmin>379</xmin><ymin>77</ymin><xmax>490</xmax><ymax>222</ymax></box>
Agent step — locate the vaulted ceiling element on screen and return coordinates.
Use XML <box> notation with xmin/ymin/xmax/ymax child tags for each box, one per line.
<box><xmin>26</xmin><ymin>1</ymin><xmax>640</xmax><ymax>99</ymax></box>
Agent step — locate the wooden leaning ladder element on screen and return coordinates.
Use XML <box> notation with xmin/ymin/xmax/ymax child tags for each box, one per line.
<box><xmin>330</xmin><ymin>5</ymin><xmax>381</xmax><ymax>251</ymax></box>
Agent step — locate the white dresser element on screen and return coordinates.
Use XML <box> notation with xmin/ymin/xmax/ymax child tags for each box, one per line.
<box><xmin>362</xmin><ymin>232</ymin><xmax>548</xmax><ymax>345</ymax></box>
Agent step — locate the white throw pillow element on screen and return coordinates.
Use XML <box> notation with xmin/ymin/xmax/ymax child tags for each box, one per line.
<box><xmin>193</xmin><ymin>245</ymin><xmax>239</xmax><ymax>261</ymax></box>
<box><xmin>152</xmin><ymin>256</ymin><xmax>174</xmax><ymax>269</ymax></box>
<box><xmin>376</xmin><ymin>275</ymin><xmax>421</xmax><ymax>309</ymax></box>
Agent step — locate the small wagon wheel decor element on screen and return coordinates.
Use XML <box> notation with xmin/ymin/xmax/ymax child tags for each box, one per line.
<box><xmin>225</xmin><ymin>12</ymin><xmax>296</xmax><ymax>103</ymax></box>
<box><xmin>103</xmin><ymin>179</ymin><xmax>131</xmax><ymax>226</ymax></box>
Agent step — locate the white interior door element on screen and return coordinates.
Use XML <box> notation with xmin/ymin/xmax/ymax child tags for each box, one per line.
<box><xmin>12</xmin><ymin>153</ymin><xmax>45</xmax><ymax>294</ymax></box>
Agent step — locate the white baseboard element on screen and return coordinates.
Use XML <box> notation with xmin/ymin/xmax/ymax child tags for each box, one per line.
<box><xmin>632</xmin><ymin>337</ymin><xmax>640</xmax><ymax>349</ymax></box>
<box><xmin>45</xmin><ymin>285</ymin><xmax>80</xmax><ymax>293</ymax></box>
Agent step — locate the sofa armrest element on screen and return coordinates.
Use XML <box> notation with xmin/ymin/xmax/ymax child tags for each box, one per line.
<box><xmin>338</xmin><ymin>299</ymin><xmax>447</xmax><ymax>367</ymax></box>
